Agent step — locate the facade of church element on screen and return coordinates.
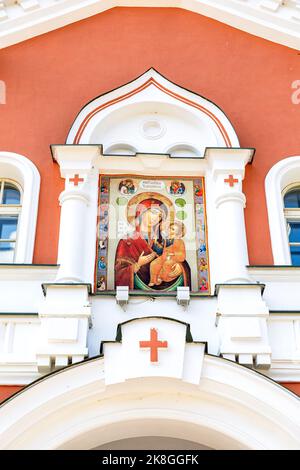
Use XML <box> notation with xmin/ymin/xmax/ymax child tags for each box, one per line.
<box><xmin>0</xmin><ymin>1</ymin><xmax>300</xmax><ymax>450</ymax></box>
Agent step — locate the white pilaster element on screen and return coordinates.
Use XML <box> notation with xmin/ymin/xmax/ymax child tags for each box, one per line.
<box><xmin>52</xmin><ymin>145</ymin><xmax>101</xmax><ymax>283</ymax></box>
<box><xmin>36</xmin><ymin>284</ymin><xmax>91</xmax><ymax>373</ymax></box>
<box><xmin>216</xmin><ymin>284</ymin><xmax>271</xmax><ymax>369</ymax></box>
<box><xmin>205</xmin><ymin>148</ymin><xmax>271</xmax><ymax>369</ymax></box>
<box><xmin>205</xmin><ymin>147</ymin><xmax>253</xmax><ymax>284</ymax></box>
<box><xmin>35</xmin><ymin>145</ymin><xmax>101</xmax><ymax>372</ymax></box>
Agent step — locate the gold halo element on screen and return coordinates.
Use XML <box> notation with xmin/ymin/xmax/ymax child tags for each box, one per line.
<box><xmin>127</xmin><ymin>192</ymin><xmax>174</xmax><ymax>226</ymax></box>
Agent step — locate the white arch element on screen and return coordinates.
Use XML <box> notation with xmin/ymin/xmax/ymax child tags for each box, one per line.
<box><xmin>0</xmin><ymin>355</ymin><xmax>299</xmax><ymax>450</ymax></box>
<box><xmin>0</xmin><ymin>152</ymin><xmax>40</xmax><ymax>263</ymax></box>
<box><xmin>265</xmin><ymin>156</ymin><xmax>300</xmax><ymax>265</ymax></box>
<box><xmin>66</xmin><ymin>69</ymin><xmax>239</xmax><ymax>155</ymax></box>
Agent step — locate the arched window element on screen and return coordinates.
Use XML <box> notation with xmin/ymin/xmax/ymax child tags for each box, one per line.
<box><xmin>0</xmin><ymin>152</ymin><xmax>40</xmax><ymax>263</ymax></box>
<box><xmin>265</xmin><ymin>156</ymin><xmax>300</xmax><ymax>265</ymax></box>
<box><xmin>0</xmin><ymin>179</ymin><xmax>22</xmax><ymax>262</ymax></box>
<box><xmin>284</xmin><ymin>186</ymin><xmax>300</xmax><ymax>266</ymax></box>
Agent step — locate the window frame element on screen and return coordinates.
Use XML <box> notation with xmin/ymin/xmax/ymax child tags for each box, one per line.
<box><xmin>0</xmin><ymin>178</ymin><xmax>22</xmax><ymax>262</ymax></box>
<box><xmin>283</xmin><ymin>183</ymin><xmax>300</xmax><ymax>266</ymax></box>
<box><xmin>265</xmin><ymin>156</ymin><xmax>300</xmax><ymax>266</ymax></box>
<box><xmin>0</xmin><ymin>152</ymin><xmax>40</xmax><ymax>264</ymax></box>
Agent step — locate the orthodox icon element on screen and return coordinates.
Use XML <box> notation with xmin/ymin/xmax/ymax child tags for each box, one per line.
<box><xmin>100</xmin><ymin>181</ymin><xmax>109</xmax><ymax>194</ymax></box>
<box><xmin>96</xmin><ymin>176</ymin><xmax>209</xmax><ymax>294</ymax></box>
<box><xmin>98</xmin><ymin>256</ymin><xmax>106</xmax><ymax>270</ymax></box>
<box><xmin>194</xmin><ymin>184</ymin><xmax>203</xmax><ymax>198</ymax></box>
<box><xmin>118</xmin><ymin>179</ymin><xmax>137</xmax><ymax>195</ymax></box>
<box><xmin>167</xmin><ymin>181</ymin><xmax>186</xmax><ymax>195</ymax></box>
<box><xmin>115</xmin><ymin>197</ymin><xmax>191</xmax><ymax>291</ymax></box>
<box><xmin>99</xmin><ymin>239</ymin><xmax>106</xmax><ymax>250</ymax></box>
<box><xmin>97</xmin><ymin>275</ymin><xmax>106</xmax><ymax>291</ymax></box>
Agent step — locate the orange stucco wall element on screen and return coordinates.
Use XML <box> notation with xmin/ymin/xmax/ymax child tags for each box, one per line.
<box><xmin>280</xmin><ymin>383</ymin><xmax>300</xmax><ymax>397</ymax></box>
<box><xmin>0</xmin><ymin>383</ymin><xmax>297</xmax><ymax>407</ymax></box>
<box><xmin>0</xmin><ymin>7</ymin><xmax>299</xmax><ymax>264</ymax></box>
<box><xmin>0</xmin><ymin>385</ymin><xmax>23</xmax><ymax>403</ymax></box>
<box><xmin>0</xmin><ymin>383</ymin><xmax>298</xmax><ymax>405</ymax></box>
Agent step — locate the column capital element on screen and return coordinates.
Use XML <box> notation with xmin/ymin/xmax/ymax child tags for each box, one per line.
<box><xmin>59</xmin><ymin>188</ymin><xmax>90</xmax><ymax>206</ymax></box>
<box><xmin>51</xmin><ymin>144</ymin><xmax>102</xmax><ymax>178</ymax></box>
<box><xmin>215</xmin><ymin>191</ymin><xmax>246</xmax><ymax>209</ymax></box>
<box><xmin>204</xmin><ymin>147</ymin><xmax>255</xmax><ymax>179</ymax></box>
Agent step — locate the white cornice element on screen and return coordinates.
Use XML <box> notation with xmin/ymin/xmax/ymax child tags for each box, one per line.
<box><xmin>248</xmin><ymin>266</ymin><xmax>300</xmax><ymax>282</ymax></box>
<box><xmin>0</xmin><ymin>0</ymin><xmax>300</xmax><ymax>49</ymax></box>
<box><xmin>263</xmin><ymin>360</ymin><xmax>300</xmax><ymax>382</ymax></box>
<box><xmin>0</xmin><ymin>265</ymin><xmax>58</xmax><ymax>281</ymax></box>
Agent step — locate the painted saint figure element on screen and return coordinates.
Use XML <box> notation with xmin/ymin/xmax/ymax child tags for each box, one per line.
<box><xmin>115</xmin><ymin>197</ymin><xmax>191</xmax><ymax>291</ymax></box>
<box><xmin>119</xmin><ymin>179</ymin><xmax>136</xmax><ymax>195</ymax></box>
<box><xmin>149</xmin><ymin>221</ymin><xmax>186</xmax><ymax>286</ymax></box>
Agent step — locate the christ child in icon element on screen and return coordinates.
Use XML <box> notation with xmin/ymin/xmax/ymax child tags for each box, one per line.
<box><xmin>148</xmin><ymin>221</ymin><xmax>186</xmax><ymax>287</ymax></box>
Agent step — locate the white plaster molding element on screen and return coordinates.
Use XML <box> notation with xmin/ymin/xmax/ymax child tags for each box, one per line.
<box><xmin>52</xmin><ymin>144</ymin><xmax>101</xmax><ymax>177</ymax></box>
<box><xmin>0</xmin><ymin>356</ymin><xmax>299</xmax><ymax>449</ymax></box>
<box><xmin>0</xmin><ymin>152</ymin><xmax>40</xmax><ymax>264</ymax></box>
<box><xmin>66</xmin><ymin>68</ymin><xmax>239</xmax><ymax>150</ymax></box>
<box><xmin>36</xmin><ymin>284</ymin><xmax>91</xmax><ymax>372</ymax></box>
<box><xmin>248</xmin><ymin>266</ymin><xmax>300</xmax><ymax>281</ymax></box>
<box><xmin>205</xmin><ymin>148</ymin><xmax>254</xmax><ymax>284</ymax></box>
<box><xmin>265</xmin><ymin>156</ymin><xmax>300</xmax><ymax>266</ymax></box>
<box><xmin>52</xmin><ymin>144</ymin><xmax>255</xmax><ymax>289</ymax></box>
<box><xmin>0</xmin><ymin>1</ymin><xmax>300</xmax><ymax>50</ymax></box>
<box><xmin>93</xmin><ymin>151</ymin><xmax>208</xmax><ymax>176</ymax></box>
<box><xmin>52</xmin><ymin>145</ymin><xmax>100</xmax><ymax>284</ymax></box>
<box><xmin>0</xmin><ymin>298</ymin><xmax>300</xmax><ymax>385</ymax></box>
<box><xmin>59</xmin><ymin>188</ymin><xmax>90</xmax><ymax>206</ymax></box>
<box><xmin>215</xmin><ymin>284</ymin><xmax>271</xmax><ymax>368</ymax></box>
<box><xmin>0</xmin><ymin>264</ymin><xmax>58</xmax><ymax>281</ymax></box>
<box><xmin>53</xmin><ymin>70</ymin><xmax>243</xmax><ymax>289</ymax></box>
<box><xmin>264</xmin><ymin>361</ymin><xmax>300</xmax><ymax>382</ymax></box>
<box><xmin>0</xmin><ymin>315</ymin><xmax>41</xmax><ymax>384</ymax></box>
<box><xmin>103</xmin><ymin>317</ymin><xmax>205</xmax><ymax>385</ymax></box>
<box><xmin>0</xmin><ymin>368</ymin><xmax>40</xmax><ymax>386</ymax></box>
<box><xmin>248</xmin><ymin>266</ymin><xmax>300</xmax><ymax>311</ymax></box>
<box><xmin>269</xmin><ymin>313</ymin><xmax>300</xmax><ymax>320</ymax></box>
<box><xmin>215</xmin><ymin>191</ymin><xmax>246</xmax><ymax>209</ymax></box>
<box><xmin>62</xmin><ymin>71</ymin><xmax>255</xmax><ymax>291</ymax></box>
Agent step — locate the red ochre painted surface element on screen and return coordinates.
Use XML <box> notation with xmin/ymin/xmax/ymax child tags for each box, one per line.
<box><xmin>0</xmin><ymin>385</ymin><xmax>23</xmax><ymax>403</ymax></box>
<box><xmin>0</xmin><ymin>7</ymin><xmax>299</xmax><ymax>264</ymax></box>
<box><xmin>0</xmin><ymin>383</ymin><xmax>299</xmax><ymax>403</ymax></box>
<box><xmin>281</xmin><ymin>382</ymin><xmax>300</xmax><ymax>396</ymax></box>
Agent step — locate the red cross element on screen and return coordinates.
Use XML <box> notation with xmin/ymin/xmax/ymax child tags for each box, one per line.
<box><xmin>69</xmin><ymin>174</ymin><xmax>84</xmax><ymax>186</ymax></box>
<box><xmin>139</xmin><ymin>328</ymin><xmax>168</xmax><ymax>363</ymax></box>
<box><xmin>224</xmin><ymin>175</ymin><xmax>239</xmax><ymax>187</ymax></box>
